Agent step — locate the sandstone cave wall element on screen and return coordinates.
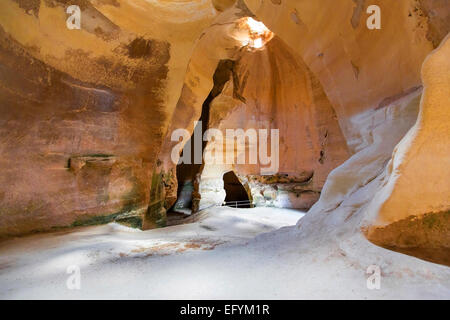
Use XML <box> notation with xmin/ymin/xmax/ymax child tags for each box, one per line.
<box><xmin>199</xmin><ymin>36</ymin><xmax>350</xmax><ymax>210</ymax></box>
<box><xmin>0</xmin><ymin>0</ymin><xmax>448</xmax><ymax>238</ymax></box>
<box><xmin>157</xmin><ymin>1</ymin><xmax>351</xmax><ymax>212</ymax></box>
<box><xmin>244</xmin><ymin>0</ymin><xmax>450</xmax><ymax>151</ymax></box>
<box><xmin>0</xmin><ymin>0</ymin><xmax>216</xmax><ymax>236</ymax></box>
<box><xmin>243</xmin><ymin>0</ymin><xmax>449</xmax><ymax>259</ymax></box>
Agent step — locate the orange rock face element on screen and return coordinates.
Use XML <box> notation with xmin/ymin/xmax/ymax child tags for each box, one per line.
<box><xmin>0</xmin><ymin>0</ymin><xmax>215</xmax><ymax>236</ymax></box>
<box><xmin>0</xmin><ymin>23</ymin><xmax>166</xmax><ymax>235</ymax></box>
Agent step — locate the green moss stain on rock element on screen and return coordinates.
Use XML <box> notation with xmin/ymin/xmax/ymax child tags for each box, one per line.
<box><xmin>71</xmin><ymin>212</ymin><xmax>122</xmax><ymax>227</ymax></box>
<box><xmin>115</xmin><ymin>216</ymin><xmax>143</xmax><ymax>229</ymax></box>
<box><xmin>367</xmin><ymin>210</ymin><xmax>450</xmax><ymax>266</ymax></box>
<box><xmin>144</xmin><ymin>200</ymin><xmax>166</xmax><ymax>229</ymax></box>
<box><xmin>143</xmin><ymin>168</ymin><xmax>168</xmax><ymax>229</ymax></box>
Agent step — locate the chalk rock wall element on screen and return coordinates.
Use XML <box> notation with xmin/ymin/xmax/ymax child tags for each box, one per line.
<box><xmin>241</xmin><ymin>0</ymin><xmax>449</xmax><ymax>263</ymax></box>
<box><xmin>295</xmin><ymin>37</ymin><xmax>449</xmax><ymax>264</ymax></box>
<box><xmin>244</xmin><ymin>0</ymin><xmax>449</xmax><ymax>151</ymax></box>
<box><xmin>364</xmin><ymin>35</ymin><xmax>450</xmax><ymax>261</ymax></box>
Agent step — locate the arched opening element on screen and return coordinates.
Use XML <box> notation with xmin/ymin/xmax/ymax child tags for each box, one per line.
<box><xmin>170</xmin><ymin>122</ymin><xmax>202</xmax><ymax>215</ymax></box>
<box><xmin>170</xmin><ymin>60</ymin><xmax>235</xmax><ymax>215</ymax></box>
<box><xmin>223</xmin><ymin>171</ymin><xmax>251</xmax><ymax>208</ymax></box>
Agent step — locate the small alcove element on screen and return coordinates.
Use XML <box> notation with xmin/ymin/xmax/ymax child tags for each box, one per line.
<box><xmin>223</xmin><ymin>171</ymin><xmax>251</xmax><ymax>208</ymax></box>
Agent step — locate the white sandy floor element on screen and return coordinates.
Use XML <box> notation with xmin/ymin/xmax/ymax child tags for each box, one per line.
<box><xmin>0</xmin><ymin>206</ymin><xmax>449</xmax><ymax>299</ymax></box>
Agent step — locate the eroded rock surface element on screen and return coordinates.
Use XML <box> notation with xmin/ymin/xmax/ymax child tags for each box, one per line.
<box><xmin>0</xmin><ymin>0</ymin><xmax>449</xmax><ymax>262</ymax></box>
<box><xmin>0</xmin><ymin>0</ymin><xmax>216</xmax><ymax>236</ymax></box>
<box><xmin>198</xmin><ymin>36</ymin><xmax>349</xmax><ymax>209</ymax></box>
